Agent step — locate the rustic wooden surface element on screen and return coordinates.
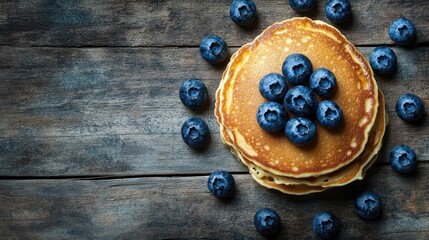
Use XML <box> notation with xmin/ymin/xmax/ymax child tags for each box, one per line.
<box><xmin>0</xmin><ymin>0</ymin><xmax>428</xmax><ymax>239</ymax></box>
<box><xmin>1</xmin><ymin>166</ymin><xmax>429</xmax><ymax>239</ymax></box>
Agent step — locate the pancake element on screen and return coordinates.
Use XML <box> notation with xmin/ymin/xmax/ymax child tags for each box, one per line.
<box><xmin>250</xmin><ymin>169</ymin><xmax>327</xmax><ymax>195</ymax></box>
<box><xmin>220</xmin><ymin>133</ymin><xmax>327</xmax><ymax>194</ymax></box>
<box><xmin>219</xmin><ymin>90</ymin><xmax>386</xmax><ymax>189</ymax></box>
<box><xmin>216</xmin><ymin>17</ymin><xmax>379</xmax><ymax>178</ymax></box>
<box><xmin>247</xmin><ymin>151</ymin><xmax>379</xmax><ymax>195</ymax></box>
<box><xmin>224</xmin><ymin>133</ymin><xmax>381</xmax><ymax>194</ymax></box>
<box><xmin>222</xmin><ymin>127</ymin><xmax>376</xmax><ymax>194</ymax></box>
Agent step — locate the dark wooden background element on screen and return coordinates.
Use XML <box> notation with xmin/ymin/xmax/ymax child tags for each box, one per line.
<box><xmin>0</xmin><ymin>0</ymin><xmax>428</xmax><ymax>239</ymax></box>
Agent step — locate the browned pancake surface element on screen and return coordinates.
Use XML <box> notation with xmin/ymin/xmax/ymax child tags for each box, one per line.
<box><xmin>217</xmin><ymin>18</ymin><xmax>378</xmax><ymax>177</ymax></box>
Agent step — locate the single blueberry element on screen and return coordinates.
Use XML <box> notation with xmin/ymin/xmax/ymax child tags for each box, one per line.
<box><xmin>199</xmin><ymin>35</ymin><xmax>228</xmax><ymax>64</ymax></box>
<box><xmin>388</xmin><ymin>17</ymin><xmax>416</xmax><ymax>45</ymax></box>
<box><xmin>311</xmin><ymin>211</ymin><xmax>340</xmax><ymax>239</ymax></box>
<box><xmin>309</xmin><ymin>68</ymin><xmax>337</xmax><ymax>97</ymax></box>
<box><xmin>288</xmin><ymin>0</ymin><xmax>316</xmax><ymax>12</ymax></box>
<box><xmin>259</xmin><ymin>73</ymin><xmax>288</xmax><ymax>102</ymax></box>
<box><xmin>254</xmin><ymin>208</ymin><xmax>281</xmax><ymax>235</ymax></box>
<box><xmin>390</xmin><ymin>145</ymin><xmax>417</xmax><ymax>174</ymax></box>
<box><xmin>257</xmin><ymin>101</ymin><xmax>289</xmax><ymax>132</ymax></box>
<box><xmin>316</xmin><ymin>100</ymin><xmax>343</xmax><ymax>129</ymax></box>
<box><xmin>179</xmin><ymin>79</ymin><xmax>208</xmax><ymax>110</ymax></box>
<box><xmin>230</xmin><ymin>0</ymin><xmax>257</xmax><ymax>26</ymax></box>
<box><xmin>395</xmin><ymin>94</ymin><xmax>424</xmax><ymax>122</ymax></box>
<box><xmin>181</xmin><ymin>117</ymin><xmax>210</xmax><ymax>148</ymax></box>
<box><xmin>369</xmin><ymin>47</ymin><xmax>397</xmax><ymax>75</ymax></box>
<box><xmin>282</xmin><ymin>54</ymin><xmax>313</xmax><ymax>85</ymax></box>
<box><xmin>284</xmin><ymin>85</ymin><xmax>318</xmax><ymax>117</ymax></box>
<box><xmin>325</xmin><ymin>0</ymin><xmax>352</xmax><ymax>24</ymax></box>
<box><xmin>285</xmin><ymin>117</ymin><xmax>316</xmax><ymax>146</ymax></box>
<box><xmin>207</xmin><ymin>170</ymin><xmax>235</xmax><ymax>198</ymax></box>
<box><xmin>355</xmin><ymin>191</ymin><xmax>382</xmax><ymax>219</ymax></box>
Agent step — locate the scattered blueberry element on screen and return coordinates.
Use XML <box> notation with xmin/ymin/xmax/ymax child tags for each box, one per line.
<box><xmin>309</xmin><ymin>68</ymin><xmax>337</xmax><ymax>97</ymax></box>
<box><xmin>181</xmin><ymin>117</ymin><xmax>210</xmax><ymax>148</ymax></box>
<box><xmin>369</xmin><ymin>47</ymin><xmax>397</xmax><ymax>75</ymax></box>
<box><xmin>229</xmin><ymin>0</ymin><xmax>257</xmax><ymax>26</ymax></box>
<box><xmin>355</xmin><ymin>191</ymin><xmax>382</xmax><ymax>219</ymax></box>
<box><xmin>311</xmin><ymin>211</ymin><xmax>340</xmax><ymax>239</ymax></box>
<box><xmin>325</xmin><ymin>0</ymin><xmax>352</xmax><ymax>24</ymax></box>
<box><xmin>284</xmin><ymin>85</ymin><xmax>318</xmax><ymax>117</ymax></box>
<box><xmin>285</xmin><ymin>117</ymin><xmax>316</xmax><ymax>146</ymax></box>
<box><xmin>316</xmin><ymin>100</ymin><xmax>343</xmax><ymax>129</ymax></box>
<box><xmin>288</xmin><ymin>0</ymin><xmax>316</xmax><ymax>12</ymax></box>
<box><xmin>199</xmin><ymin>35</ymin><xmax>228</xmax><ymax>64</ymax></box>
<box><xmin>207</xmin><ymin>170</ymin><xmax>235</xmax><ymax>198</ymax></box>
<box><xmin>257</xmin><ymin>101</ymin><xmax>289</xmax><ymax>132</ymax></box>
<box><xmin>254</xmin><ymin>208</ymin><xmax>281</xmax><ymax>235</ymax></box>
<box><xmin>395</xmin><ymin>94</ymin><xmax>424</xmax><ymax>122</ymax></box>
<box><xmin>388</xmin><ymin>17</ymin><xmax>416</xmax><ymax>45</ymax></box>
<box><xmin>282</xmin><ymin>53</ymin><xmax>313</xmax><ymax>85</ymax></box>
<box><xmin>179</xmin><ymin>79</ymin><xmax>208</xmax><ymax>110</ymax></box>
<box><xmin>390</xmin><ymin>145</ymin><xmax>417</xmax><ymax>174</ymax></box>
<box><xmin>259</xmin><ymin>73</ymin><xmax>288</xmax><ymax>102</ymax></box>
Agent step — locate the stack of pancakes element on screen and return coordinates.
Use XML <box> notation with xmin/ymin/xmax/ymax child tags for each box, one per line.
<box><xmin>215</xmin><ymin>18</ymin><xmax>387</xmax><ymax>195</ymax></box>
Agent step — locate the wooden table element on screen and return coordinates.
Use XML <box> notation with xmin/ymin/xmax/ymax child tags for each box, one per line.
<box><xmin>0</xmin><ymin>1</ymin><xmax>428</xmax><ymax>239</ymax></box>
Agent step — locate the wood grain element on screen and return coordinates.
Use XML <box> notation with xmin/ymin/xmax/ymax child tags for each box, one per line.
<box><xmin>0</xmin><ymin>46</ymin><xmax>427</xmax><ymax>176</ymax></box>
<box><xmin>0</xmin><ymin>0</ymin><xmax>428</xmax><ymax>47</ymax></box>
<box><xmin>1</xmin><ymin>1</ymin><xmax>428</xmax><ymax>238</ymax></box>
<box><xmin>0</xmin><ymin>164</ymin><xmax>428</xmax><ymax>239</ymax></box>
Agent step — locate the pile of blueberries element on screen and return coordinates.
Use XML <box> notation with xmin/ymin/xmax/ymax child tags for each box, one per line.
<box><xmin>257</xmin><ymin>53</ymin><xmax>342</xmax><ymax>146</ymax></box>
<box><xmin>178</xmin><ymin>0</ymin><xmax>424</xmax><ymax>238</ymax></box>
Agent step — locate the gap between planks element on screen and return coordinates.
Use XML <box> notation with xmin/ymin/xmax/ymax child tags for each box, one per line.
<box><xmin>0</xmin><ymin>171</ymin><xmax>250</xmax><ymax>181</ymax></box>
<box><xmin>1</xmin><ymin>162</ymin><xmax>428</xmax><ymax>181</ymax></box>
<box><xmin>0</xmin><ymin>42</ymin><xmax>429</xmax><ymax>49</ymax></box>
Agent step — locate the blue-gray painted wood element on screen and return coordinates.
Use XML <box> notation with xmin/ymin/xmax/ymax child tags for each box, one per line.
<box><xmin>0</xmin><ymin>1</ymin><xmax>428</xmax><ymax>238</ymax></box>
<box><xmin>0</xmin><ymin>165</ymin><xmax>428</xmax><ymax>239</ymax></box>
<box><xmin>0</xmin><ymin>0</ymin><xmax>428</xmax><ymax>47</ymax></box>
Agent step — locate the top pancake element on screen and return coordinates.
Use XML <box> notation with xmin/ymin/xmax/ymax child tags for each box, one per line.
<box><xmin>216</xmin><ymin>17</ymin><xmax>379</xmax><ymax>178</ymax></box>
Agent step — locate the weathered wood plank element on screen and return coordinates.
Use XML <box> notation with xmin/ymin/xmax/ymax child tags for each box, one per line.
<box><xmin>0</xmin><ymin>0</ymin><xmax>428</xmax><ymax>47</ymax></box>
<box><xmin>0</xmin><ymin>46</ymin><xmax>427</xmax><ymax>134</ymax></box>
<box><xmin>0</xmin><ymin>164</ymin><xmax>428</xmax><ymax>239</ymax></box>
<box><xmin>0</xmin><ymin>46</ymin><xmax>428</xmax><ymax>176</ymax></box>
<box><xmin>0</xmin><ymin>133</ymin><xmax>249</xmax><ymax>176</ymax></box>
<box><xmin>0</xmin><ymin>114</ymin><xmax>427</xmax><ymax>176</ymax></box>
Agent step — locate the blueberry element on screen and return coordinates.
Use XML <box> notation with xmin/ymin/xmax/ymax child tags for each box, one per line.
<box><xmin>207</xmin><ymin>170</ymin><xmax>235</xmax><ymax>198</ymax></box>
<box><xmin>284</xmin><ymin>85</ymin><xmax>318</xmax><ymax>117</ymax></box>
<box><xmin>311</xmin><ymin>211</ymin><xmax>339</xmax><ymax>239</ymax></box>
<box><xmin>257</xmin><ymin>101</ymin><xmax>289</xmax><ymax>132</ymax></box>
<box><xmin>390</xmin><ymin>145</ymin><xmax>417</xmax><ymax>174</ymax></box>
<box><xmin>285</xmin><ymin>117</ymin><xmax>316</xmax><ymax>146</ymax></box>
<box><xmin>229</xmin><ymin>0</ymin><xmax>257</xmax><ymax>26</ymax></box>
<box><xmin>181</xmin><ymin>117</ymin><xmax>210</xmax><ymax>148</ymax></box>
<box><xmin>288</xmin><ymin>0</ymin><xmax>316</xmax><ymax>12</ymax></box>
<box><xmin>282</xmin><ymin>54</ymin><xmax>313</xmax><ymax>85</ymax></box>
<box><xmin>395</xmin><ymin>94</ymin><xmax>424</xmax><ymax>122</ymax></box>
<box><xmin>254</xmin><ymin>208</ymin><xmax>281</xmax><ymax>235</ymax></box>
<box><xmin>309</xmin><ymin>68</ymin><xmax>337</xmax><ymax>97</ymax></box>
<box><xmin>199</xmin><ymin>35</ymin><xmax>228</xmax><ymax>64</ymax></box>
<box><xmin>179</xmin><ymin>79</ymin><xmax>208</xmax><ymax>110</ymax></box>
<box><xmin>259</xmin><ymin>73</ymin><xmax>288</xmax><ymax>102</ymax></box>
<box><xmin>316</xmin><ymin>100</ymin><xmax>343</xmax><ymax>129</ymax></box>
<box><xmin>355</xmin><ymin>191</ymin><xmax>382</xmax><ymax>219</ymax></box>
<box><xmin>369</xmin><ymin>47</ymin><xmax>397</xmax><ymax>75</ymax></box>
<box><xmin>325</xmin><ymin>0</ymin><xmax>352</xmax><ymax>24</ymax></box>
<box><xmin>388</xmin><ymin>17</ymin><xmax>416</xmax><ymax>45</ymax></box>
